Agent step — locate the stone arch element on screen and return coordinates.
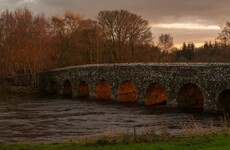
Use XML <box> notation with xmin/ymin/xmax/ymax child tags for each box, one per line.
<box><xmin>117</xmin><ymin>81</ymin><xmax>137</xmax><ymax>103</ymax></box>
<box><xmin>63</xmin><ymin>80</ymin><xmax>72</xmax><ymax>97</ymax></box>
<box><xmin>145</xmin><ymin>83</ymin><xmax>167</xmax><ymax>105</ymax></box>
<box><xmin>96</xmin><ymin>80</ymin><xmax>111</xmax><ymax>101</ymax></box>
<box><xmin>77</xmin><ymin>81</ymin><xmax>89</xmax><ymax>98</ymax></box>
<box><xmin>178</xmin><ymin>83</ymin><xmax>204</xmax><ymax>108</ymax></box>
<box><xmin>49</xmin><ymin>81</ymin><xmax>57</xmax><ymax>95</ymax></box>
<box><xmin>217</xmin><ymin>89</ymin><xmax>230</xmax><ymax>111</ymax></box>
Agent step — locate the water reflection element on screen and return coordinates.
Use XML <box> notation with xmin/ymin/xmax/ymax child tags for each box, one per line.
<box><xmin>0</xmin><ymin>98</ymin><xmax>221</xmax><ymax>142</ymax></box>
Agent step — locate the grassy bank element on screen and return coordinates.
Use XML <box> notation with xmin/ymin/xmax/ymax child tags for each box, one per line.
<box><xmin>1</xmin><ymin>132</ymin><xmax>230</xmax><ymax>150</ymax></box>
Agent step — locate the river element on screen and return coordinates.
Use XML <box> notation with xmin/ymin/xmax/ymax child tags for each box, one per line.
<box><xmin>0</xmin><ymin>97</ymin><xmax>223</xmax><ymax>142</ymax></box>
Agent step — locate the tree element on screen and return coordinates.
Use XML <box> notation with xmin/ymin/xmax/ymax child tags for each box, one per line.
<box><xmin>203</xmin><ymin>41</ymin><xmax>209</xmax><ymax>50</ymax></box>
<box><xmin>176</xmin><ymin>42</ymin><xmax>195</xmax><ymax>62</ymax></box>
<box><xmin>183</xmin><ymin>42</ymin><xmax>195</xmax><ymax>61</ymax></box>
<box><xmin>97</xmin><ymin>10</ymin><xmax>152</xmax><ymax>62</ymax></box>
<box><xmin>0</xmin><ymin>8</ymin><xmax>53</xmax><ymax>86</ymax></box>
<box><xmin>217</xmin><ymin>22</ymin><xmax>230</xmax><ymax>46</ymax></box>
<box><xmin>51</xmin><ymin>11</ymin><xmax>84</xmax><ymax>67</ymax></box>
<box><xmin>158</xmin><ymin>33</ymin><xmax>174</xmax><ymax>53</ymax></box>
<box><xmin>77</xmin><ymin>19</ymin><xmax>105</xmax><ymax>64</ymax></box>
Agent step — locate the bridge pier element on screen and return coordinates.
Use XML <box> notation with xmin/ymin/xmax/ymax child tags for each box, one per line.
<box><xmin>110</xmin><ymin>83</ymin><xmax>119</xmax><ymax>102</ymax></box>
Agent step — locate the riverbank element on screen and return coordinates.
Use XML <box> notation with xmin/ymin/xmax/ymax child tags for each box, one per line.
<box><xmin>0</xmin><ymin>84</ymin><xmax>40</xmax><ymax>100</ymax></box>
<box><xmin>0</xmin><ymin>131</ymin><xmax>230</xmax><ymax>150</ymax></box>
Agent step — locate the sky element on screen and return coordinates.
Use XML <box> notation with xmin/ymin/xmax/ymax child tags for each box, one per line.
<box><xmin>0</xmin><ymin>0</ymin><xmax>229</xmax><ymax>48</ymax></box>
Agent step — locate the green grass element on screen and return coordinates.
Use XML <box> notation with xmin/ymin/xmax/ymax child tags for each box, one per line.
<box><xmin>1</xmin><ymin>132</ymin><xmax>230</xmax><ymax>150</ymax></box>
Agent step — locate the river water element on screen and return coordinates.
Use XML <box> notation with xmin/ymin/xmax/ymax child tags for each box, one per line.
<box><xmin>0</xmin><ymin>97</ymin><xmax>223</xmax><ymax>142</ymax></box>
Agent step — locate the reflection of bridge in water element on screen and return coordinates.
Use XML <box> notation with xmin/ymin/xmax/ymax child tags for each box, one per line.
<box><xmin>39</xmin><ymin>63</ymin><xmax>230</xmax><ymax>112</ymax></box>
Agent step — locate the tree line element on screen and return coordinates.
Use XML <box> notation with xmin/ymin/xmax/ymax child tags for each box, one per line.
<box><xmin>0</xmin><ymin>8</ymin><xmax>229</xmax><ymax>85</ymax></box>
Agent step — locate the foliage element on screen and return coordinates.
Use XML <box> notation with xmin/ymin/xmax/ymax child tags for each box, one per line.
<box><xmin>51</xmin><ymin>11</ymin><xmax>84</xmax><ymax>67</ymax></box>
<box><xmin>0</xmin><ymin>8</ymin><xmax>53</xmax><ymax>86</ymax></box>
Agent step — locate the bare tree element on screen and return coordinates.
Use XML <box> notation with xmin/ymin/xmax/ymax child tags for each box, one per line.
<box><xmin>97</xmin><ymin>10</ymin><xmax>152</xmax><ymax>62</ymax></box>
<box><xmin>217</xmin><ymin>22</ymin><xmax>230</xmax><ymax>46</ymax></box>
<box><xmin>158</xmin><ymin>33</ymin><xmax>174</xmax><ymax>53</ymax></box>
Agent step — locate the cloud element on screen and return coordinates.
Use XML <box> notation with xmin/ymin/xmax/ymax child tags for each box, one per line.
<box><xmin>0</xmin><ymin>0</ymin><xmax>229</xmax><ymax>46</ymax></box>
<box><xmin>19</xmin><ymin>0</ymin><xmax>35</xmax><ymax>3</ymax></box>
<box><xmin>152</xmin><ymin>23</ymin><xmax>221</xmax><ymax>30</ymax></box>
<box><xmin>1</xmin><ymin>0</ymin><xmax>229</xmax><ymax>23</ymax></box>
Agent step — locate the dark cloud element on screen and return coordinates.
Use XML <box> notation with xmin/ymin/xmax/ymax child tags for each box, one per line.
<box><xmin>0</xmin><ymin>0</ymin><xmax>229</xmax><ymax>46</ymax></box>
<box><xmin>1</xmin><ymin>0</ymin><xmax>229</xmax><ymax>23</ymax></box>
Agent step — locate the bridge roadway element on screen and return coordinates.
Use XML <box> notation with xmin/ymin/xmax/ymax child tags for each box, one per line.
<box><xmin>39</xmin><ymin>63</ymin><xmax>230</xmax><ymax>111</ymax></box>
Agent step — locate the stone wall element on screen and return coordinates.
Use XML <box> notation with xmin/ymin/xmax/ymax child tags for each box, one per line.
<box><xmin>39</xmin><ymin>63</ymin><xmax>230</xmax><ymax>111</ymax></box>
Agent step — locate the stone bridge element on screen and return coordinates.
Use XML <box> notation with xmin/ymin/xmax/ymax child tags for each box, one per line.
<box><xmin>39</xmin><ymin>63</ymin><xmax>230</xmax><ymax>111</ymax></box>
